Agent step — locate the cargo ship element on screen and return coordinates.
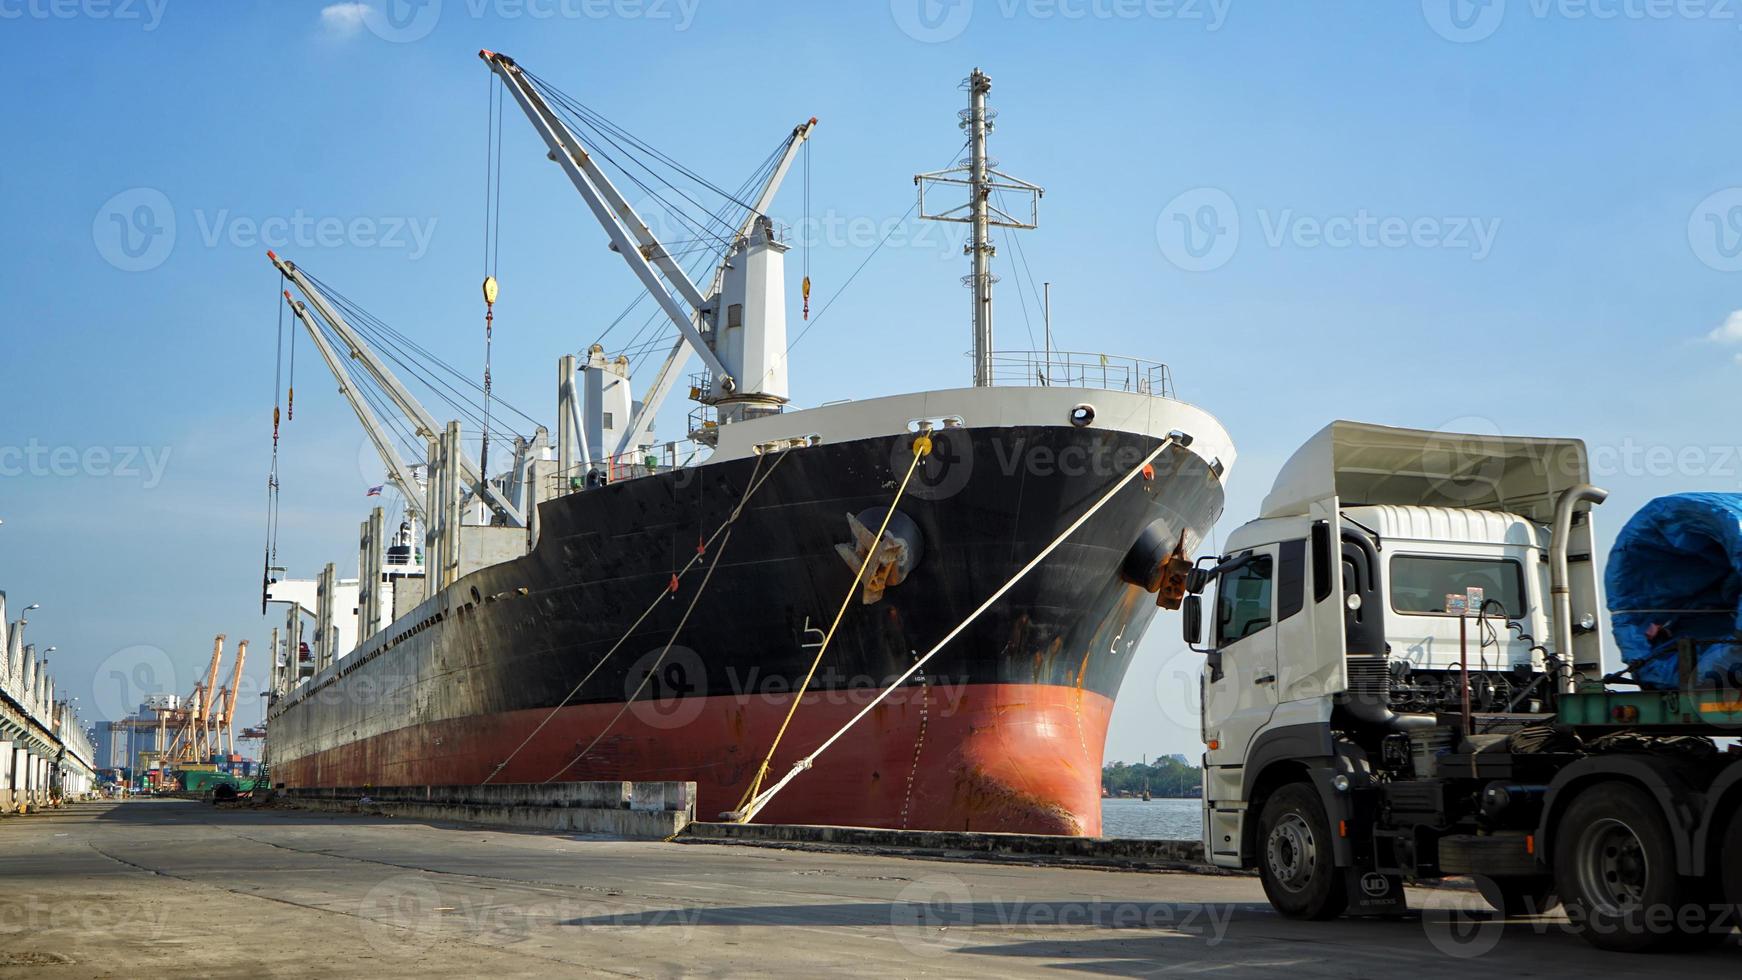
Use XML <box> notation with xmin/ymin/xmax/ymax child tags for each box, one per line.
<box><xmin>261</xmin><ymin>54</ymin><xmax>1234</xmax><ymax>836</ymax></box>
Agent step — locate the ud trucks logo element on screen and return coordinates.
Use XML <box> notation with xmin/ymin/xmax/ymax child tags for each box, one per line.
<box><xmin>1359</xmin><ymin>872</ymin><xmax>1391</xmax><ymax>899</ymax></box>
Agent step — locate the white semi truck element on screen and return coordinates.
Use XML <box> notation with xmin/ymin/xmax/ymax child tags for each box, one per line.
<box><xmin>1184</xmin><ymin>420</ymin><xmax>1742</xmax><ymax>951</ymax></box>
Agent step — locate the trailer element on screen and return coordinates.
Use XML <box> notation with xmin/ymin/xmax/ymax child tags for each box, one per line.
<box><xmin>1184</xmin><ymin>421</ymin><xmax>1741</xmax><ymax>951</ymax></box>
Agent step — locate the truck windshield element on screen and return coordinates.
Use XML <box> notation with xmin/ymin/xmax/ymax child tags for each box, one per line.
<box><xmin>1389</xmin><ymin>555</ymin><xmax>1526</xmax><ymax>618</ymax></box>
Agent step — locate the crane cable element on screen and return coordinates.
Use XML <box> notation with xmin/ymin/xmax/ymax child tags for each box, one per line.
<box><xmin>479</xmin><ymin>447</ymin><xmax>790</xmax><ymax>785</ymax></box>
<box><xmin>541</xmin><ymin>448</ymin><xmax>783</xmax><ymax>783</ymax></box>
<box><xmin>731</xmin><ymin>433</ymin><xmax>1180</xmax><ymax>824</ymax></box>
<box><xmin>481</xmin><ymin>72</ymin><xmax>505</xmax><ymax>477</ymax></box>
<box><xmin>262</xmin><ymin>277</ymin><xmax>287</xmax><ymax>614</ymax></box>
<box><xmin>801</xmin><ymin>135</ymin><xmax>811</xmax><ymax>320</ymax></box>
<box><xmin>733</xmin><ymin>435</ymin><xmax>930</xmax><ymax>816</ymax></box>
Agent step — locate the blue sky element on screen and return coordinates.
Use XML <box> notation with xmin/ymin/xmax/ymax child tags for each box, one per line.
<box><xmin>1</xmin><ymin>0</ymin><xmax>1739</xmax><ymax>764</ymax></box>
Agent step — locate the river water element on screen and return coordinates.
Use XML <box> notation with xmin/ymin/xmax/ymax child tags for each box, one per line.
<box><xmin>1099</xmin><ymin>797</ymin><xmax>1200</xmax><ymax>840</ymax></box>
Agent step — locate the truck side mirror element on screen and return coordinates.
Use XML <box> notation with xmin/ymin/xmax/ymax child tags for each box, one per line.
<box><xmin>1182</xmin><ymin>594</ymin><xmax>1204</xmax><ymax>646</ymax></box>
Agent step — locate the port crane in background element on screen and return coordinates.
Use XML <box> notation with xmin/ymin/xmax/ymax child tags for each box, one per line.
<box><xmin>213</xmin><ymin>639</ymin><xmax>248</xmax><ymax>757</ymax></box>
<box><xmin>157</xmin><ymin>635</ymin><xmax>250</xmax><ymax>767</ymax></box>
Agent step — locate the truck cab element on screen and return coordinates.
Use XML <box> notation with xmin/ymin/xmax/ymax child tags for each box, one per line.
<box><xmin>1185</xmin><ymin>421</ymin><xmax>1662</xmax><ymax>932</ymax></box>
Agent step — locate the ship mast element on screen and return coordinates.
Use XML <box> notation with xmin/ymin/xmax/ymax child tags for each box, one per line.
<box><xmin>916</xmin><ymin>69</ymin><xmax>1043</xmax><ymax>388</ymax></box>
<box><xmin>966</xmin><ymin>70</ymin><xmax>995</xmax><ymax>388</ymax></box>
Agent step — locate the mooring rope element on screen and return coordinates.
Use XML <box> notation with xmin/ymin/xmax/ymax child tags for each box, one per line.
<box><xmin>480</xmin><ymin>448</ymin><xmax>788</xmax><ymax>785</ymax></box>
<box><xmin>730</xmin><ymin>434</ymin><xmax>1179</xmax><ymax>824</ymax></box>
<box><xmin>733</xmin><ymin>434</ymin><xmax>931</xmax><ymax>815</ymax></box>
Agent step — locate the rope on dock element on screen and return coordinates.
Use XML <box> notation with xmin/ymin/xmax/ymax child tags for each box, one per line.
<box><xmin>728</xmin><ymin>434</ymin><xmax>1180</xmax><ymax>825</ymax></box>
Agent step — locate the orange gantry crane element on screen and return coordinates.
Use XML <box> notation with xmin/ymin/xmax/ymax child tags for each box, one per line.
<box><xmin>160</xmin><ymin>635</ymin><xmax>248</xmax><ymax>766</ymax></box>
<box><xmin>213</xmin><ymin>639</ymin><xmax>248</xmax><ymax>756</ymax></box>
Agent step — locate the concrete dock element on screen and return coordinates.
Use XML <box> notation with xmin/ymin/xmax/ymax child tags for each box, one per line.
<box><xmin>2</xmin><ymin>800</ymin><xmax>1736</xmax><ymax>978</ymax></box>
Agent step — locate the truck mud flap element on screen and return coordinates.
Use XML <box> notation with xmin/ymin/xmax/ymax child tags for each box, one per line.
<box><xmin>1345</xmin><ymin>870</ymin><xmax>1408</xmax><ymax>915</ymax></box>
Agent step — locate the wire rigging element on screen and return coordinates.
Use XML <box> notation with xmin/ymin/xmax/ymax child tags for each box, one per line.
<box><xmin>263</xmin><ymin>277</ymin><xmax>287</xmax><ymax>614</ymax></box>
<box><xmin>481</xmin><ymin>72</ymin><xmax>505</xmax><ymax>476</ymax></box>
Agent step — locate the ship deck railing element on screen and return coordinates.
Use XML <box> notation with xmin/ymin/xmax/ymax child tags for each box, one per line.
<box><xmin>987</xmin><ymin>350</ymin><xmax>1174</xmax><ymax>397</ymax></box>
<box><xmin>547</xmin><ymin>438</ymin><xmax>709</xmax><ymax>497</ymax></box>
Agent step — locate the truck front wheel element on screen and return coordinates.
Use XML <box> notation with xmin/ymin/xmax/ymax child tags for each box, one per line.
<box><xmin>1257</xmin><ymin>783</ymin><xmax>1348</xmax><ymax>920</ymax></box>
<box><xmin>1553</xmin><ymin>782</ymin><xmax>1693</xmax><ymax>952</ymax></box>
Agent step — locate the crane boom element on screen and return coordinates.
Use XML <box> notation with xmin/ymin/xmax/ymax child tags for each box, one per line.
<box><xmin>200</xmin><ymin>635</ymin><xmax>224</xmax><ymax>728</ymax></box>
<box><xmin>478</xmin><ymin>49</ymin><xmax>730</xmax><ymax>385</ymax></box>
<box><xmin>284</xmin><ymin>295</ymin><xmax>429</xmax><ymax>524</ymax></box>
<box><xmin>220</xmin><ymin>639</ymin><xmax>247</xmax><ymax>753</ymax></box>
<box><xmin>617</xmin><ymin>116</ymin><xmax>818</xmax><ymax>457</ymax></box>
<box><xmin>271</xmin><ymin>252</ymin><xmax>526</xmax><ymax>527</ymax></box>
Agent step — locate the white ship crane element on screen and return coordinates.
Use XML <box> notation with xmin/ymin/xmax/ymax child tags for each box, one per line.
<box><xmin>272</xmin><ymin>251</ymin><xmax>526</xmax><ymax>528</ymax></box>
<box><xmin>480</xmin><ymin>49</ymin><xmax>816</xmax><ymax>453</ymax></box>
<box><xmin>281</xmin><ymin>291</ymin><xmax>428</xmax><ymax>526</ymax></box>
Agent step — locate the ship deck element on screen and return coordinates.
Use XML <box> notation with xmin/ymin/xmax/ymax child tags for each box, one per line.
<box><xmin>4</xmin><ymin>799</ymin><xmax>1735</xmax><ymax>977</ymax></box>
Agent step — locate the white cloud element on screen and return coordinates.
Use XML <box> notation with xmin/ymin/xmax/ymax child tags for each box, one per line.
<box><xmin>320</xmin><ymin>2</ymin><xmax>369</xmax><ymax>37</ymax></box>
<box><xmin>1709</xmin><ymin>310</ymin><xmax>1742</xmax><ymax>345</ymax></box>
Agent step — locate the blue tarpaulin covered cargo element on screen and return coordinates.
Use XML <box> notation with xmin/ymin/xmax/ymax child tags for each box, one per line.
<box><xmin>1606</xmin><ymin>492</ymin><xmax>1742</xmax><ymax>690</ymax></box>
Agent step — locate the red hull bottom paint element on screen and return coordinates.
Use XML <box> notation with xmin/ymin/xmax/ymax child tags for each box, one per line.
<box><xmin>278</xmin><ymin>684</ymin><xmax>1113</xmax><ymax>836</ymax></box>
